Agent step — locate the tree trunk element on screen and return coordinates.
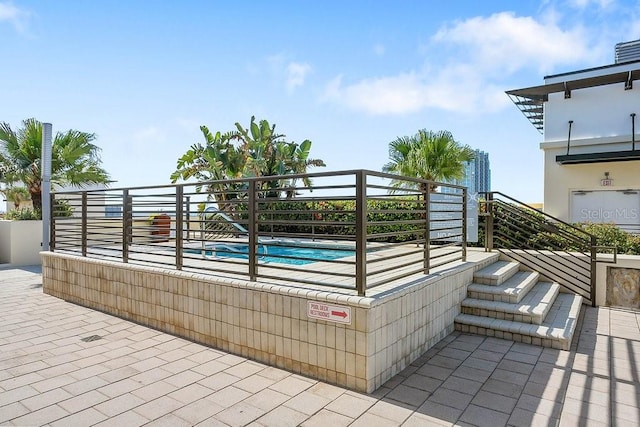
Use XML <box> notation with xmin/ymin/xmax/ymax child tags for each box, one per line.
<box><xmin>30</xmin><ymin>191</ymin><xmax>42</xmax><ymax>215</ymax></box>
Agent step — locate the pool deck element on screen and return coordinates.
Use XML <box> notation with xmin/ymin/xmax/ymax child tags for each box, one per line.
<box><xmin>1</xmin><ymin>266</ymin><xmax>639</xmax><ymax>426</ymax></box>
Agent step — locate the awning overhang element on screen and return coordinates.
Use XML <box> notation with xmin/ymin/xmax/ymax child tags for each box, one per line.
<box><xmin>556</xmin><ymin>149</ymin><xmax>640</xmax><ymax>164</ymax></box>
<box><xmin>506</xmin><ymin>68</ymin><xmax>640</xmax><ymax>134</ymax></box>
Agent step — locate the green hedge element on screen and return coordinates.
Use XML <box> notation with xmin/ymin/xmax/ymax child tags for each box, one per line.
<box><xmin>255</xmin><ymin>199</ymin><xmax>427</xmax><ymax>242</ymax></box>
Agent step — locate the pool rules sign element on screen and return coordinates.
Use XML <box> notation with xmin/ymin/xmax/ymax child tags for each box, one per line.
<box><xmin>307</xmin><ymin>302</ymin><xmax>351</xmax><ymax>325</ymax></box>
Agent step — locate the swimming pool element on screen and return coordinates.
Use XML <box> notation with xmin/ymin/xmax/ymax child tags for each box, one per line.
<box><xmin>188</xmin><ymin>243</ymin><xmax>355</xmax><ymax>265</ymax></box>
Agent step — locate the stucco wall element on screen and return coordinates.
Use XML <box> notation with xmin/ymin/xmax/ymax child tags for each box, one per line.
<box><xmin>542</xmin><ymin>145</ymin><xmax>640</xmax><ymax>221</ymax></box>
<box><xmin>0</xmin><ymin>220</ymin><xmax>42</xmax><ymax>265</ymax></box>
<box><xmin>544</xmin><ymin>83</ymin><xmax>638</xmax><ymax>142</ymax></box>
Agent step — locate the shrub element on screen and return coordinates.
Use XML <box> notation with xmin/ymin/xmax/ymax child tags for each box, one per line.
<box><xmin>5</xmin><ymin>208</ymin><xmax>41</xmax><ymax>220</ymax></box>
<box><xmin>53</xmin><ymin>199</ymin><xmax>74</xmax><ymax>218</ymax></box>
<box><xmin>578</xmin><ymin>223</ymin><xmax>640</xmax><ymax>255</ymax></box>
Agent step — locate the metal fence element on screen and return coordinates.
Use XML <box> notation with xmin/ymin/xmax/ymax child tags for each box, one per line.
<box><xmin>481</xmin><ymin>192</ymin><xmax>616</xmax><ymax>306</ymax></box>
<box><xmin>51</xmin><ymin>169</ymin><xmax>467</xmax><ymax>296</ymax></box>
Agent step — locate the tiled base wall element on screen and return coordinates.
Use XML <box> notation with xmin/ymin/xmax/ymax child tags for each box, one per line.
<box><xmin>42</xmin><ymin>252</ymin><xmax>492</xmax><ymax>392</ymax></box>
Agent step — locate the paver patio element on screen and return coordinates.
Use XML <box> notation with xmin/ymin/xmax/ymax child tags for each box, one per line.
<box><xmin>0</xmin><ymin>266</ymin><xmax>638</xmax><ymax>426</ymax></box>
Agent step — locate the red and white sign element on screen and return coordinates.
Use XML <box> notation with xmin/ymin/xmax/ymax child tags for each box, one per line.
<box><xmin>307</xmin><ymin>301</ymin><xmax>351</xmax><ymax>324</ymax></box>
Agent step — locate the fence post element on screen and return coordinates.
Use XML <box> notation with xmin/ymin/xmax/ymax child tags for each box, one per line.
<box><xmin>590</xmin><ymin>236</ymin><xmax>597</xmax><ymax>307</ymax></box>
<box><xmin>81</xmin><ymin>192</ymin><xmax>87</xmax><ymax>257</ymax></box>
<box><xmin>49</xmin><ymin>193</ymin><xmax>56</xmax><ymax>251</ymax></box>
<box><xmin>424</xmin><ymin>185</ymin><xmax>430</xmax><ymax>274</ymax></box>
<box><xmin>248</xmin><ymin>180</ymin><xmax>257</xmax><ymax>281</ymax></box>
<box><xmin>176</xmin><ymin>186</ymin><xmax>184</xmax><ymax>270</ymax></box>
<box><xmin>462</xmin><ymin>187</ymin><xmax>467</xmax><ymax>262</ymax></box>
<box><xmin>122</xmin><ymin>190</ymin><xmax>130</xmax><ymax>263</ymax></box>
<box><xmin>355</xmin><ymin>171</ymin><xmax>367</xmax><ymax>296</ymax></box>
<box><xmin>486</xmin><ymin>192</ymin><xmax>494</xmax><ymax>252</ymax></box>
<box><xmin>185</xmin><ymin>195</ymin><xmax>191</xmax><ymax>242</ymax></box>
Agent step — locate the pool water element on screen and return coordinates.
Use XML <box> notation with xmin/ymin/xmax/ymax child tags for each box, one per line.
<box><xmin>189</xmin><ymin>243</ymin><xmax>355</xmax><ymax>265</ymax></box>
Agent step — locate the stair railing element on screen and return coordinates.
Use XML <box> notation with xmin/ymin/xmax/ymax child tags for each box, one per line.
<box><xmin>481</xmin><ymin>192</ymin><xmax>617</xmax><ymax>307</ymax></box>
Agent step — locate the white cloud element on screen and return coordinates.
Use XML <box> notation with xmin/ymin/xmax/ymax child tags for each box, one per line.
<box><xmin>265</xmin><ymin>55</ymin><xmax>312</xmax><ymax>93</ymax></box>
<box><xmin>322</xmin><ymin>11</ymin><xmax>599</xmax><ymax>116</ymax></box>
<box><xmin>567</xmin><ymin>0</ymin><xmax>615</xmax><ymax>9</ymax></box>
<box><xmin>322</xmin><ymin>67</ymin><xmax>510</xmax><ymax>115</ymax></box>
<box><xmin>0</xmin><ymin>2</ymin><xmax>29</xmax><ymax>32</ymax></box>
<box><xmin>432</xmin><ymin>12</ymin><xmax>594</xmax><ymax>74</ymax></box>
<box><xmin>373</xmin><ymin>44</ymin><xmax>385</xmax><ymax>56</ymax></box>
<box><xmin>286</xmin><ymin>62</ymin><xmax>312</xmax><ymax>92</ymax></box>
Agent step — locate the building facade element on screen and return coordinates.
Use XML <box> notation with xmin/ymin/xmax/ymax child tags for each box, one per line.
<box><xmin>507</xmin><ymin>40</ymin><xmax>640</xmax><ymax>232</ymax></box>
<box><xmin>447</xmin><ymin>149</ymin><xmax>491</xmax><ymax>195</ymax></box>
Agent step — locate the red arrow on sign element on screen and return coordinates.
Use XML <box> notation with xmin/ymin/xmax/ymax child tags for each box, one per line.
<box><xmin>331</xmin><ymin>311</ymin><xmax>347</xmax><ymax>318</ymax></box>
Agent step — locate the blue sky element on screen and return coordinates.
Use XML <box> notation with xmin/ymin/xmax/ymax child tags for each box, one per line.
<box><xmin>1</xmin><ymin>0</ymin><xmax>639</xmax><ymax>202</ymax></box>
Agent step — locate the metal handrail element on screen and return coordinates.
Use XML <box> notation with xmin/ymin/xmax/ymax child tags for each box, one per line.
<box><xmin>481</xmin><ymin>191</ymin><xmax>617</xmax><ymax>307</ymax></box>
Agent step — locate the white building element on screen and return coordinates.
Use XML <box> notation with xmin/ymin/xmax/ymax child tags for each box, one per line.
<box><xmin>507</xmin><ymin>40</ymin><xmax>640</xmax><ymax>232</ymax></box>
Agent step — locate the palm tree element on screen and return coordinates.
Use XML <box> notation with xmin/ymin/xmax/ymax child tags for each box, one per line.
<box><xmin>0</xmin><ymin>118</ymin><xmax>110</xmax><ymax>213</ymax></box>
<box><xmin>383</xmin><ymin>129</ymin><xmax>475</xmax><ymax>193</ymax></box>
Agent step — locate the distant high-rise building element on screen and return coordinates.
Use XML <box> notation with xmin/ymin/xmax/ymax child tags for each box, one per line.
<box><xmin>469</xmin><ymin>150</ymin><xmax>491</xmax><ymax>194</ymax></box>
<box><xmin>445</xmin><ymin>149</ymin><xmax>491</xmax><ymax>194</ymax></box>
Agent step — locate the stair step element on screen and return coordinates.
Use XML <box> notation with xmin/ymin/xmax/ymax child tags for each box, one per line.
<box><xmin>468</xmin><ymin>271</ymin><xmax>540</xmax><ymax>303</ymax></box>
<box><xmin>455</xmin><ymin>293</ymin><xmax>583</xmax><ymax>350</ymax></box>
<box><xmin>461</xmin><ymin>282</ymin><xmax>560</xmax><ymax>324</ymax></box>
<box><xmin>473</xmin><ymin>261</ymin><xmax>520</xmax><ymax>286</ymax></box>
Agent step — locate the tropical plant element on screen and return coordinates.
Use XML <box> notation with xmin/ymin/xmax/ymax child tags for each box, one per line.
<box><xmin>0</xmin><ymin>118</ymin><xmax>110</xmax><ymax>214</ymax></box>
<box><xmin>5</xmin><ymin>207</ymin><xmax>40</xmax><ymax>220</ymax></box>
<box><xmin>383</xmin><ymin>129</ymin><xmax>475</xmax><ymax>193</ymax></box>
<box><xmin>2</xmin><ymin>186</ymin><xmax>31</xmax><ymax>209</ymax></box>
<box><xmin>171</xmin><ymin>116</ymin><xmax>325</xmax><ymax>210</ymax></box>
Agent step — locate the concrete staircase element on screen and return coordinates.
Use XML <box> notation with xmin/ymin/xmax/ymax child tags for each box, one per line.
<box><xmin>455</xmin><ymin>260</ymin><xmax>583</xmax><ymax>350</ymax></box>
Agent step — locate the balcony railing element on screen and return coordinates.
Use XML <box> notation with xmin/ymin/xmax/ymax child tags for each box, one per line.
<box><xmin>50</xmin><ymin>169</ymin><xmax>468</xmax><ymax>296</ymax></box>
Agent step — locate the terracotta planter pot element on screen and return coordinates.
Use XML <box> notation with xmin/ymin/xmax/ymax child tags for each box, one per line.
<box><xmin>151</xmin><ymin>214</ymin><xmax>171</xmax><ymax>242</ymax></box>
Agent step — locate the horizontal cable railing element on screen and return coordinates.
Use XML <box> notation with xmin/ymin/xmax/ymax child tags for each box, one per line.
<box><xmin>480</xmin><ymin>192</ymin><xmax>602</xmax><ymax>305</ymax></box>
<box><xmin>51</xmin><ymin>169</ymin><xmax>468</xmax><ymax>296</ymax></box>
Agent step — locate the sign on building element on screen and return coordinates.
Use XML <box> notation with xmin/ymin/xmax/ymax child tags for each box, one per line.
<box><xmin>571</xmin><ymin>190</ymin><xmax>640</xmax><ymax>233</ymax></box>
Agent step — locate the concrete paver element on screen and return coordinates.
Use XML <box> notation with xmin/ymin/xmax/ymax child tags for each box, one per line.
<box><xmin>1</xmin><ymin>266</ymin><xmax>639</xmax><ymax>426</ymax></box>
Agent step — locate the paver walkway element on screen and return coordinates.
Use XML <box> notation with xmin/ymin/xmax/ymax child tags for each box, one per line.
<box><xmin>0</xmin><ymin>266</ymin><xmax>638</xmax><ymax>426</ymax></box>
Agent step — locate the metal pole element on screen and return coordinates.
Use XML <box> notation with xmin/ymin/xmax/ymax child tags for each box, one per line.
<box><xmin>122</xmin><ymin>190</ymin><xmax>130</xmax><ymax>263</ymax></box>
<box><xmin>41</xmin><ymin>123</ymin><xmax>53</xmax><ymax>251</ymax></box>
<box><xmin>81</xmin><ymin>192</ymin><xmax>87</xmax><ymax>257</ymax></box>
<box><xmin>424</xmin><ymin>185</ymin><xmax>430</xmax><ymax>274</ymax></box>
<box><xmin>486</xmin><ymin>193</ymin><xmax>494</xmax><ymax>252</ymax></box>
<box><xmin>566</xmin><ymin>120</ymin><xmax>573</xmax><ymax>155</ymax></box>
<box><xmin>49</xmin><ymin>193</ymin><xmax>56</xmax><ymax>251</ymax></box>
<box><xmin>248</xmin><ymin>180</ymin><xmax>257</xmax><ymax>281</ymax></box>
<box><xmin>185</xmin><ymin>195</ymin><xmax>191</xmax><ymax>242</ymax></box>
<box><xmin>590</xmin><ymin>236</ymin><xmax>597</xmax><ymax>307</ymax></box>
<box><xmin>462</xmin><ymin>187</ymin><xmax>467</xmax><ymax>262</ymax></box>
<box><xmin>632</xmin><ymin>113</ymin><xmax>636</xmax><ymax>151</ymax></box>
<box><xmin>355</xmin><ymin>171</ymin><xmax>367</xmax><ymax>296</ymax></box>
<box><xmin>176</xmin><ymin>186</ymin><xmax>184</xmax><ymax>270</ymax></box>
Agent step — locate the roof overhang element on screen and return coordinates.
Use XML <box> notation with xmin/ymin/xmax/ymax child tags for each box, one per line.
<box><xmin>506</xmin><ymin>68</ymin><xmax>640</xmax><ymax>134</ymax></box>
<box><xmin>556</xmin><ymin>149</ymin><xmax>640</xmax><ymax>164</ymax></box>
